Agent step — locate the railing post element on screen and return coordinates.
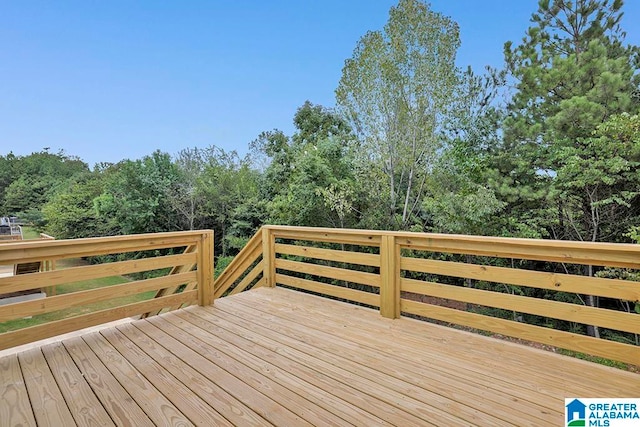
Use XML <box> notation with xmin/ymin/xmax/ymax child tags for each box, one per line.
<box><xmin>262</xmin><ymin>227</ymin><xmax>276</xmax><ymax>287</ymax></box>
<box><xmin>380</xmin><ymin>234</ymin><xmax>400</xmax><ymax>319</ymax></box>
<box><xmin>198</xmin><ymin>230</ymin><xmax>215</xmax><ymax>306</ymax></box>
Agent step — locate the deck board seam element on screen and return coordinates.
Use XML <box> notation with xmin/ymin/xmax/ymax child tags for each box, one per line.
<box><xmin>206</xmin><ymin>298</ymin><xmax>552</xmax><ymax>425</ymax></box>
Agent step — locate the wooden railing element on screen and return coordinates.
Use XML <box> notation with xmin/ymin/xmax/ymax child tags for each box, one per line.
<box><xmin>215</xmin><ymin>226</ymin><xmax>640</xmax><ymax>366</ymax></box>
<box><xmin>0</xmin><ymin>230</ymin><xmax>213</xmax><ymax>350</ymax></box>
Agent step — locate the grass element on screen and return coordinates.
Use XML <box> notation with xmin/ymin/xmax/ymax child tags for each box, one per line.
<box><xmin>0</xmin><ymin>245</ymin><xmax>159</xmax><ymax>333</ymax></box>
<box><xmin>0</xmin><ymin>274</ymin><xmax>157</xmax><ymax>333</ymax></box>
<box><xmin>20</xmin><ymin>226</ymin><xmax>40</xmax><ymax>240</ymax></box>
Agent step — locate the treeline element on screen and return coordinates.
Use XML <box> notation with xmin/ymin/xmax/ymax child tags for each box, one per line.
<box><xmin>2</xmin><ymin>0</ymin><xmax>640</xmax><ymax>253</ymax></box>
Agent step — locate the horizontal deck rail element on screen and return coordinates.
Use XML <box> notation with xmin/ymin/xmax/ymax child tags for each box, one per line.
<box><xmin>0</xmin><ymin>230</ymin><xmax>213</xmax><ymax>350</ymax></box>
<box><xmin>215</xmin><ymin>226</ymin><xmax>640</xmax><ymax>366</ymax></box>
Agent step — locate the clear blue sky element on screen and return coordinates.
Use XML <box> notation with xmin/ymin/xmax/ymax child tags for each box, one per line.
<box><xmin>1</xmin><ymin>1</ymin><xmax>638</xmax><ymax>166</ymax></box>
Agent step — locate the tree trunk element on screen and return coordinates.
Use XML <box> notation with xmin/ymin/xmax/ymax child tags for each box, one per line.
<box><xmin>585</xmin><ymin>264</ymin><xmax>600</xmax><ymax>338</ymax></box>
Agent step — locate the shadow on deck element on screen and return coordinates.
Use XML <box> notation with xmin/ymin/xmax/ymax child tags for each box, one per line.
<box><xmin>3</xmin><ymin>287</ymin><xmax>638</xmax><ymax>427</ymax></box>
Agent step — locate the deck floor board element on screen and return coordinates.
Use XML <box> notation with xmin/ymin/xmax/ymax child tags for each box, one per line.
<box><xmin>1</xmin><ymin>286</ymin><xmax>638</xmax><ymax>426</ymax></box>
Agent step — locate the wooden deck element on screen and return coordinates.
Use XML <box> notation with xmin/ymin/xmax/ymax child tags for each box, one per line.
<box><xmin>2</xmin><ymin>286</ymin><xmax>638</xmax><ymax>427</ymax></box>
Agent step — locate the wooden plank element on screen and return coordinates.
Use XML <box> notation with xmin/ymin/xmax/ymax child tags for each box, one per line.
<box><xmin>82</xmin><ymin>331</ymin><xmax>193</xmax><ymax>426</ymax></box>
<box><xmin>197</xmin><ymin>230</ymin><xmax>214</xmax><ymax>306</ymax></box>
<box><xmin>0</xmin><ymin>252</ymin><xmax>197</xmax><ymax>296</ymax></box>
<box><xmin>400</xmin><ymin>299</ymin><xmax>640</xmax><ymax>366</ymax></box>
<box><xmin>252</xmin><ymin>276</ymin><xmax>267</xmax><ymax>289</ymax></box>
<box><xmin>0</xmin><ymin>354</ymin><xmax>37</xmax><ymax>426</ymax></box>
<box><xmin>213</xmin><ymin>229</ymin><xmax>262</xmax><ymax>294</ymax></box>
<box><xmin>148</xmin><ymin>314</ymin><xmax>318</xmax><ymax>426</ymax></box>
<box><xmin>214</xmin><ymin>244</ymin><xmax>262</xmax><ymax>299</ymax></box>
<box><xmin>400</xmin><ymin>256</ymin><xmax>640</xmax><ymax>301</ymax></box>
<box><xmin>100</xmin><ymin>327</ymin><xmax>232</xmax><ymax>426</ymax></box>
<box><xmin>0</xmin><ymin>231</ymin><xmax>204</xmax><ymax>265</ymax></box>
<box><xmin>262</xmin><ymin>227</ymin><xmax>275</xmax><ymax>288</ymax></box>
<box><xmin>0</xmin><ymin>291</ymin><xmax>197</xmax><ymax>350</ymax></box>
<box><xmin>275</xmin><ymin>258</ymin><xmax>380</xmax><ymax>287</ymax></box>
<box><xmin>0</xmin><ymin>271</ymin><xmax>197</xmax><ymax>322</ymax></box>
<box><xmin>275</xmin><ymin>243</ymin><xmax>380</xmax><ymax>267</ymax></box>
<box><xmin>396</xmin><ymin>234</ymin><xmax>640</xmax><ymax>268</ymax></box>
<box><xmin>267</xmin><ymin>225</ymin><xmax>382</xmax><ymax>246</ymax></box>
<box><xmin>41</xmin><ymin>342</ymin><xmax>115</xmax><ymax>426</ymax></box>
<box><xmin>229</xmin><ymin>260</ymin><xmax>263</xmax><ymax>296</ymax></box>
<box><xmin>238</xmin><ymin>287</ymin><xmax>628</xmax><ymax>414</ymax></box>
<box><xmin>124</xmin><ymin>321</ymin><xmax>274</xmax><ymax>426</ymax></box>
<box><xmin>18</xmin><ymin>347</ymin><xmax>76</xmax><ymax>426</ymax></box>
<box><xmin>379</xmin><ymin>235</ymin><xmax>399</xmax><ymax>319</ymax></box>
<box><xmin>218</xmin><ymin>293</ymin><xmax>558</xmax><ymax>426</ymax></box>
<box><xmin>249</xmin><ymin>287</ymin><xmax>640</xmax><ymax>396</ymax></box>
<box><xmin>401</xmin><ymin>277</ymin><xmax>640</xmax><ymax>334</ymax></box>
<box><xmin>276</xmin><ymin>273</ymin><xmax>379</xmax><ymax>307</ymax></box>
<box><xmin>164</xmin><ymin>309</ymin><xmax>391</xmax><ymax>426</ymax></box>
<box><xmin>145</xmin><ymin>245</ymin><xmax>198</xmax><ymax>317</ymax></box>
<box><xmin>151</xmin><ymin>245</ymin><xmax>197</xmax><ymax>297</ymax></box>
<box><xmin>63</xmin><ymin>336</ymin><xmax>155</xmax><ymax>427</ymax></box>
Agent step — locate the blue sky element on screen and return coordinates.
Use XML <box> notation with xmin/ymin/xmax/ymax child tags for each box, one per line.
<box><xmin>1</xmin><ymin>1</ymin><xmax>639</xmax><ymax>166</ymax></box>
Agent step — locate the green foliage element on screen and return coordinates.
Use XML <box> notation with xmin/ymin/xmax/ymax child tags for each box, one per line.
<box><xmin>0</xmin><ymin>150</ymin><xmax>88</xmax><ymax>216</ymax></box>
<box><xmin>43</xmin><ymin>172</ymin><xmax>108</xmax><ymax>239</ymax></box>
<box><xmin>255</xmin><ymin>102</ymin><xmax>358</xmax><ymax>229</ymax></box>
<box><xmin>336</xmin><ymin>0</ymin><xmax>462</xmax><ymax>229</ymax></box>
<box><xmin>96</xmin><ymin>151</ymin><xmax>180</xmax><ymax>235</ymax></box>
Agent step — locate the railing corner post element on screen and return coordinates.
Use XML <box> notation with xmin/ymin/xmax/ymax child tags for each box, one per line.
<box><xmin>198</xmin><ymin>230</ymin><xmax>215</xmax><ymax>306</ymax></box>
<box><xmin>262</xmin><ymin>227</ymin><xmax>276</xmax><ymax>287</ymax></box>
<box><xmin>380</xmin><ymin>234</ymin><xmax>400</xmax><ymax>319</ymax></box>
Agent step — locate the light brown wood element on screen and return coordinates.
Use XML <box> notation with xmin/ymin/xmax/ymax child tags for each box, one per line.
<box><xmin>63</xmin><ymin>336</ymin><xmax>155</xmax><ymax>426</ymax></box>
<box><xmin>243</xmin><ymin>288</ymin><xmax>637</xmax><ymax>402</ymax></box>
<box><xmin>5</xmin><ymin>287</ymin><xmax>640</xmax><ymax>427</ymax></box>
<box><xmin>198</xmin><ymin>230</ymin><xmax>214</xmax><ymax>306</ymax></box>
<box><xmin>396</xmin><ymin>233</ymin><xmax>640</xmax><ymax>268</ymax></box>
<box><xmin>0</xmin><ymin>230</ymin><xmax>206</xmax><ymax>265</ymax></box>
<box><xmin>82</xmin><ymin>332</ymin><xmax>193</xmax><ymax>425</ymax></box>
<box><xmin>400</xmin><ymin>298</ymin><xmax>640</xmax><ymax>366</ymax></box>
<box><xmin>219</xmin><ymin>291</ymin><xmax>558</xmax><ymax>425</ymax></box>
<box><xmin>143</xmin><ymin>245</ymin><xmax>198</xmax><ymax>317</ymax></box>
<box><xmin>166</xmin><ymin>311</ymin><xmax>385</xmax><ymax>426</ymax></box>
<box><xmin>0</xmin><ymin>291</ymin><xmax>197</xmax><ymax>350</ymax></box>
<box><xmin>0</xmin><ymin>354</ymin><xmax>37</xmax><ymax>426</ymax></box>
<box><xmin>101</xmin><ymin>327</ymin><xmax>233</xmax><ymax>426</ymax></box>
<box><xmin>266</xmin><ymin>225</ymin><xmax>382</xmax><ymax>246</ymax></box>
<box><xmin>262</xmin><ymin>227</ymin><xmax>276</xmax><ymax>288</ymax></box>
<box><xmin>276</xmin><ymin>273</ymin><xmax>379</xmax><ymax>307</ymax></box>
<box><xmin>18</xmin><ymin>347</ymin><xmax>76</xmax><ymax>426</ymax></box>
<box><xmin>379</xmin><ymin>235</ymin><xmax>399</xmax><ymax>319</ymax></box>
<box><xmin>0</xmin><ymin>237</ymin><xmax>202</xmax><ymax>301</ymax></box>
<box><xmin>120</xmin><ymin>321</ymin><xmax>270</xmax><ymax>426</ymax></box>
<box><xmin>150</xmin><ymin>314</ymin><xmax>316</xmax><ymax>426</ymax></box>
<box><xmin>401</xmin><ymin>277</ymin><xmax>640</xmax><ymax>334</ymax></box>
<box><xmin>0</xmin><ymin>271</ymin><xmax>197</xmax><ymax>322</ymax></box>
<box><xmin>229</xmin><ymin>259</ymin><xmax>264</xmax><ymax>296</ymax></box>
<box><xmin>275</xmin><ymin>243</ymin><xmax>380</xmax><ymax>267</ymax></box>
<box><xmin>41</xmin><ymin>342</ymin><xmax>115</xmax><ymax>426</ymax></box>
<box><xmin>275</xmin><ymin>258</ymin><xmax>380</xmax><ymax>287</ymax></box>
<box><xmin>400</xmin><ymin>256</ymin><xmax>640</xmax><ymax>301</ymax></box>
<box><xmin>213</xmin><ymin>229</ymin><xmax>262</xmax><ymax>295</ymax></box>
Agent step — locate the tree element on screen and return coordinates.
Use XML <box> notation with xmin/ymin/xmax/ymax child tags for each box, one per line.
<box><xmin>336</xmin><ymin>0</ymin><xmax>461</xmax><ymax>229</ymax></box>
<box><xmin>171</xmin><ymin>147</ymin><xmax>209</xmax><ymax>231</ymax></box>
<box><xmin>95</xmin><ymin>151</ymin><xmax>180</xmax><ymax>235</ymax></box>
<box><xmin>42</xmin><ymin>172</ymin><xmax>108</xmax><ymax>239</ymax></box>
<box><xmin>1</xmin><ymin>150</ymin><xmax>88</xmax><ymax>217</ymax></box>
<box><xmin>254</xmin><ymin>102</ymin><xmax>357</xmax><ymax>229</ymax></box>
<box><xmin>499</xmin><ymin>0</ymin><xmax>640</xmax><ymax>337</ymax></box>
